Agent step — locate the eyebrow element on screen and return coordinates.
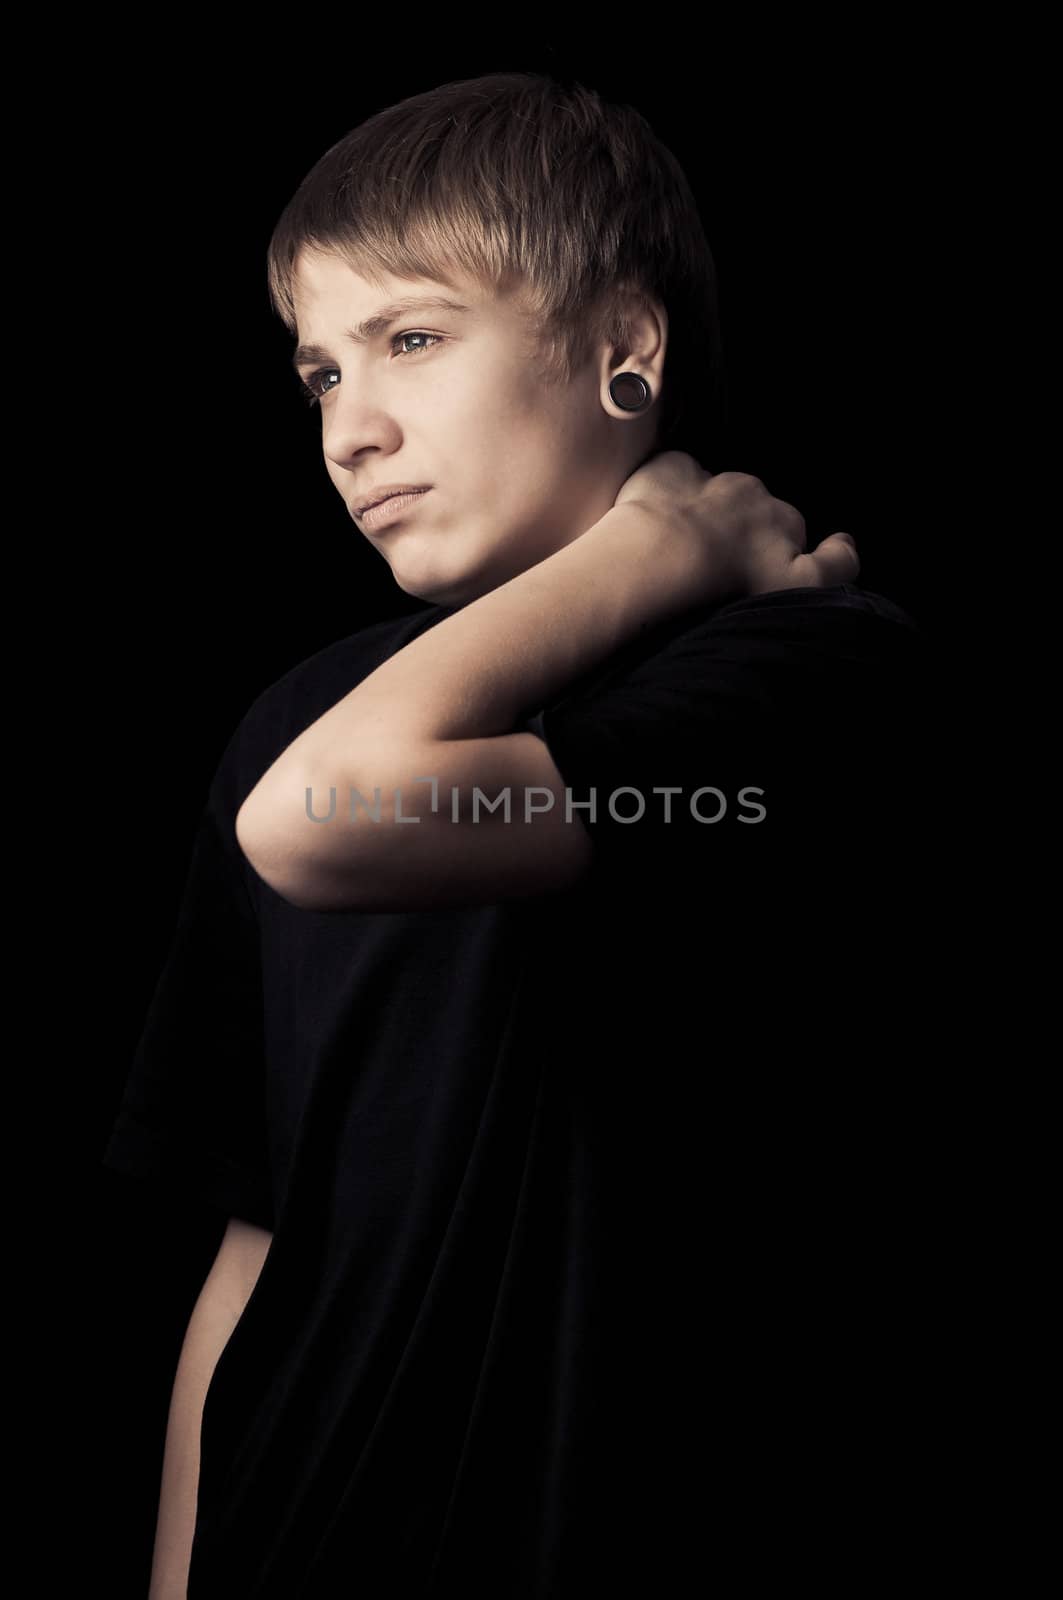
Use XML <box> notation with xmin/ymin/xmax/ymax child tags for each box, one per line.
<box><xmin>291</xmin><ymin>296</ymin><xmax>473</xmax><ymax>371</ymax></box>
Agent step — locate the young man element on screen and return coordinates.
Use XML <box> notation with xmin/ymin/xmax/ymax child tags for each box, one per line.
<box><xmin>105</xmin><ymin>74</ymin><xmax>930</xmax><ymax>1596</ymax></box>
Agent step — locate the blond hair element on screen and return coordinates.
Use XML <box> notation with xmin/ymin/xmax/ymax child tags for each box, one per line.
<box><xmin>266</xmin><ymin>71</ymin><xmax>728</xmax><ymax>457</ymax></box>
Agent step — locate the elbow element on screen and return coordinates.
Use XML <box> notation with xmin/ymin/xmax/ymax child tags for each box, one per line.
<box><xmin>235</xmin><ymin>764</ymin><xmax>393</xmax><ymax>913</ymax></box>
<box><xmin>235</xmin><ymin>774</ymin><xmax>328</xmax><ymax>910</ymax></box>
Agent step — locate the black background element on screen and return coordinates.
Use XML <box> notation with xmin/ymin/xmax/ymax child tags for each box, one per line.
<box><xmin>80</xmin><ymin>33</ymin><xmax>968</xmax><ymax>1595</ymax></box>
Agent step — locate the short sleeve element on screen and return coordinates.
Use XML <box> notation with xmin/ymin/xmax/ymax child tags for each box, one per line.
<box><xmin>523</xmin><ymin>585</ymin><xmax>927</xmax><ymax>888</ymax></box>
<box><xmin>101</xmin><ymin>771</ymin><xmax>275</xmax><ymax>1231</ymax></box>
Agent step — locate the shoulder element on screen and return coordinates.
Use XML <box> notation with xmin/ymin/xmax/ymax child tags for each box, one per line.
<box><xmin>533</xmin><ymin>583</ymin><xmax>924</xmax><ymax>734</ymax></box>
<box><xmin>659</xmin><ymin>583</ymin><xmax>922</xmax><ymax>667</ymax></box>
<box><xmin>685</xmin><ymin>582</ymin><xmax>926</xmax><ymax>713</ymax></box>
<box><xmin>526</xmin><ymin>582</ymin><xmax>930</xmax><ymax>861</ymax></box>
<box><xmin>711</xmin><ymin>582</ymin><xmax>918</xmax><ymax>630</ymax></box>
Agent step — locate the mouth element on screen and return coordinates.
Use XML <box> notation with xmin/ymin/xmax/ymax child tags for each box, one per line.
<box><xmin>356</xmin><ymin>489</ymin><xmax>431</xmax><ymax>531</ymax></box>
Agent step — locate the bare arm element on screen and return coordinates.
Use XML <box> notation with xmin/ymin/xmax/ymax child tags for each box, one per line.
<box><xmin>234</xmin><ymin>470</ymin><xmax>859</xmax><ymax>912</ymax></box>
<box><xmin>243</xmin><ymin>502</ymin><xmax>694</xmax><ymax>777</ymax></box>
<box><xmin>234</xmin><ymin>503</ymin><xmax>696</xmax><ymax>909</ymax></box>
<box><xmin>148</xmin><ymin>1217</ymin><xmax>273</xmax><ymax>1600</ymax></box>
<box><xmin>239</xmin><ymin>467</ymin><xmax>857</xmax><ymax>781</ymax></box>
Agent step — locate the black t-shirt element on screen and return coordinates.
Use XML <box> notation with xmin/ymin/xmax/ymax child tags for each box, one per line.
<box><xmin>103</xmin><ymin>584</ymin><xmax>940</xmax><ymax>1595</ymax></box>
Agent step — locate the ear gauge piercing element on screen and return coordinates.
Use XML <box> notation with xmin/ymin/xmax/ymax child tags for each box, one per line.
<box><xmin>608</xmin><ymin>372</ymin><xmax>652</xmax><ymax>412</ymax></box>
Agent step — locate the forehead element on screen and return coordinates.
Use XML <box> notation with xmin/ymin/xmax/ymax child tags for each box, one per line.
<box><xmin>292</xmin><ymin>250</ymin><xmax>503</xmax><ymax>324</ymax></box>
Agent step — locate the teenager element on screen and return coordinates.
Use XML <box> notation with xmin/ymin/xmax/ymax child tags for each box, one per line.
<box><xmin>107</xmin><ymin>72</ymin><xmax>929</xmax><ymax>1596</ymax></box>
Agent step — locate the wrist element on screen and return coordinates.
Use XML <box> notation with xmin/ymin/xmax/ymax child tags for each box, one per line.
<box><xmin>571</xmin><ymin>501</ymin><xmax>720</xmax><ymax>627</ymax></box>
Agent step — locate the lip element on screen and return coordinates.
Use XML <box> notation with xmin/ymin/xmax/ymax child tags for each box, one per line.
<box><xmin>357</xmin><ymin>489</ymin><xmax>430</xmax><ymax>531</ymax></box>
<box><xmin>354</xmin><ymin>483</ymin><xmax>431</xmax><ymax>514</ymax></box>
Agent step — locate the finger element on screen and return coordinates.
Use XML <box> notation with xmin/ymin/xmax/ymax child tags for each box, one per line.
<box><xmin>809</xmin><ymin>532</ymin><xmax>860</xmax><ymax>585</ymax></box>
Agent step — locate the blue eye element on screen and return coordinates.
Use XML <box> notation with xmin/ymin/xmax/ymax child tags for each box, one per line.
<box><xmin>298</xmin><ymin>331</ymin><xmax>443</xmax><ymax>408</ymax></box>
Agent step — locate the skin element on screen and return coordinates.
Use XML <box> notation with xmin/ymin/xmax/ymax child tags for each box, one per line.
<box><xmin>290</xmin><ymin>248</ymin><xmax>668</xmax><ymax>606</ymax></box>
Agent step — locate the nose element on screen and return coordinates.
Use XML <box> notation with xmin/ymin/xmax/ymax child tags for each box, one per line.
<box><xmin>319</xmin><ymin>378</ymin><xmax>405</xmax><ymax>473</ymax></box>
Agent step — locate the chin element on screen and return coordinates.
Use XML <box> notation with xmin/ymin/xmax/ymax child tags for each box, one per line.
<box><xmin>391</xmin><ymin>569</ymin><xmax>467</xmax><ymax>607</ymax></box>
<box><xmin>388</xmin><ymin>551</ymin><xmax>488</xmax><ymax>609</ymax></box>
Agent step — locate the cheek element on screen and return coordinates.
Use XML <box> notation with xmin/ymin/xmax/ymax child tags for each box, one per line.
<box><xmin>479</xmin><ymin>449</ymin><xmax>555</xmax><ymax>512</ymax></box>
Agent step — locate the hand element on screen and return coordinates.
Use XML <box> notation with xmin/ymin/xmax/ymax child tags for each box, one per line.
<box><xmin>614</xmin><ymin>450</ymin><xmax>860</xmax><ymax>598</ymax></box>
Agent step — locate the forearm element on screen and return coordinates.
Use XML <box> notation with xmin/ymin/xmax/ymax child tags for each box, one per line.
<box><xmin>147</xmin><ymin>1288</ymin><xmax>247</xmax><ymax>1599</ymax></box>
<box><xmin>283</xmin><ymin>503</ymin><xmax>702</xmax><ymax>769</ymax></box>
